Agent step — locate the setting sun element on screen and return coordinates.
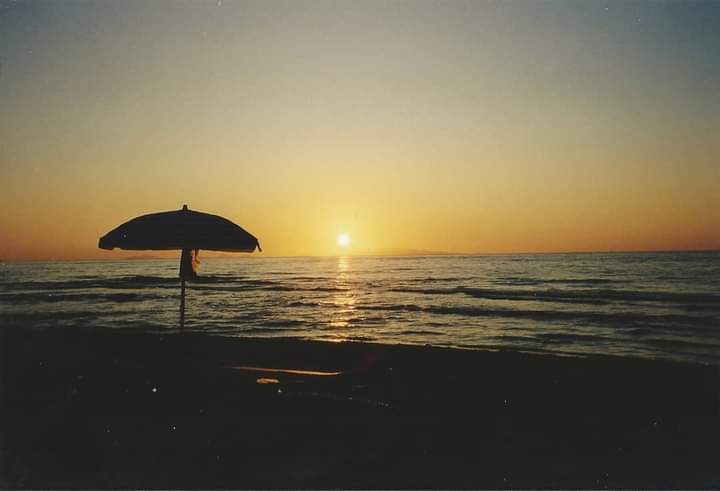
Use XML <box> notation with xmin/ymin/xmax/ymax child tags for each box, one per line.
<box><xmin>337</xmin><ymin>233</ymin><xmax>351</xmax><ymax>248</ymax></box>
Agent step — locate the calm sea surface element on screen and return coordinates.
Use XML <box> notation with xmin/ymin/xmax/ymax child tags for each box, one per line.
<box><xmin>1</xmin><ymin>252</ymin><xmax>719</xmax><ymax>365</ymax></box>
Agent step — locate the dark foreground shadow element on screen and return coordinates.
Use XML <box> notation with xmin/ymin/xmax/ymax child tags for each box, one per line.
<box><xmin>1</xmin><ymin>326</ymin><xmax>718</xmax><ymax>489</ymax></box>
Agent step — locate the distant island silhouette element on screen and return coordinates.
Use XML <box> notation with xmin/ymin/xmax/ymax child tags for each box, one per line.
<box><xmin>355</xmin><ymin>248</ymin><xmax>461</xmax><ymax>257</ymax></box>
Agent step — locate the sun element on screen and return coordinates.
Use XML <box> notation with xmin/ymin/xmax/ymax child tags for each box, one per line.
<box><xmin>336</xmin><ymin>233</ymin><xmax>351</xmax><ymax>247</ymax></box>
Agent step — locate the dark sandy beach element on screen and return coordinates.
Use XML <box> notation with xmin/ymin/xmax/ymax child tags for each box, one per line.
<box><xmin>1</xmin><ymin>326</ymin><xmax>718</xmax><ymax>489</ymax></box>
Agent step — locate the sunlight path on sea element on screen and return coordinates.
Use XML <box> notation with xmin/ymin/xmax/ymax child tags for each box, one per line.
<box><xmin>1</xmin><ymin>252</ymin><xmax>719</xmax><ymax>365</ymax></box>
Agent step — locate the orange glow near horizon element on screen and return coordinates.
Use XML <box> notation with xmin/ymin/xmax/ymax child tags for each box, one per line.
<box><xmin>1</xmin><ymin>2</ymin><xmax>719</xmax><ymax>260</ymax></box>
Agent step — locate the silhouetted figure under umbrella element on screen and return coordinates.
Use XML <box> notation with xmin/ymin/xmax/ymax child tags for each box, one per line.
<box><xmin>99</xmin><ymin>204</ymin><xmax>261</xmax><ymax>328</ymax></box>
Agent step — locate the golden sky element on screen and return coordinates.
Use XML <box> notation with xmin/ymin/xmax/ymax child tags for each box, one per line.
<box><xmin>1</xmin><ymin>1</ymin><xmax>719</xmax><ymax>260</ymax></box>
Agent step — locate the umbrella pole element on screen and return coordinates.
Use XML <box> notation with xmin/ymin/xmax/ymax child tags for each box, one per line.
<box><xmin>180</xmin><ymin>278</ymin><xmax>186</xmax><ymax>329</ymax></box>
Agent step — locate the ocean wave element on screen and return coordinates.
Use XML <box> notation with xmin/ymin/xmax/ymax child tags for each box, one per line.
<box><xmin>494</xmin><ymin>276</ymin><xmax>621</xmax><ymax>286</ymax></box>
<box><xmin>363</xmin><ymin>304</ymin><xmax>425</xmax><ymax>313</ymax></box>
<box><xmin>314</xmin><ymin>334</ymin><xmax>378</xmax><ymax>342</ymax></box>
<box><xmin>262</xmin><ymin>319</ymin><xmax>308</xmax><ymax>328</ymax></box>
<box><xmin>537</xmin><ymin>332</ymin><xmax>615</xmax><ymax>344</ymax></box>
<box><xmin>299</xmin><ymin>286</ymin><xmax>352</xmax><ymax>293</ymax></box>
<box><xmin>490</xmin><ymin>334</ymin><xmax>537</xmax><ymax>343</ymax></box>
<box><xmin>396</xmin><ymin>329</ymin><xmax>445</xmax><ymax>337</ymax></box>
<box><xmin>280</xmin><ymin>275</ymin><xmax>330</xmax><ymax>281</ymax></box>
<box><xmin>547</xmin><ymin>278</ymin><xmax>620</xmax><ymax>285</ymax></box>
<box><xmin>1</xmin><ymin>274</ymin><xmax>282</xmax><ymax>292</ymax></box>
<box><xmin>406</xmin><ymin>276</ymin><xmax>477</xmax><ymax>283</ymax></box>
<box><xmin>190</xmin><ymin>281</ymin><xmax>357</xmax><ymax>293</ymax></box>
<box><xmin>390</xmin><ymin>286</ymin><xmax>720</xmax><ymax>307</ymax></box>
<box><xmin>0</xmin><ymin>291</ymin><xmax>164</xmax><ymax>304</ymax></box>
<box><xmin>640</xmin><ymin>336</ymin><xmax>720</xmax><ymax>350</ymax></box>
<box><xmin>359</xmin><ymin>303</ymin><xmax>717</xmax><ymax>331</ymax></box>
<box><xmin>230</xmin><ymin>312</ymin><xmax>264</xmax><ymax>322</ymax></box>
<box><xmin>231</xmin><ymin>322</ymin><xmax>307</xmax><ymax>334</ymax></box>
<box><xmin>2</xmin><ymin>310</ymin><xmax>103</xmax><ymax>321</ymax></box>
<box><xmin>285</xmin><ymin>300</ymin><xmax>318</xmax><ymax>308</ymax></box>
<box><xmin>191</xmin><ymin>280</ymin><xmax>288</xmax><ymax>292</ymax></box>
<box><xmin>4</xmin><ymin>276</ymin><xmax>179</xmax><ymax>291</ymax></box>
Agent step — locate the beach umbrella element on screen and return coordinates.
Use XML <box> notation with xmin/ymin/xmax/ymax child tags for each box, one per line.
<box><xmin>99</xmin><ymin>204</ymin><xmax>261</xmax><ymax>328</ymax></box>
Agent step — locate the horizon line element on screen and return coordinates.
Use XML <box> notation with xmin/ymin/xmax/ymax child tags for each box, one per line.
<box><xmin>2</xmin><ymin>247</ymin><xmax>718</xmax><ymax>263</ymax></box>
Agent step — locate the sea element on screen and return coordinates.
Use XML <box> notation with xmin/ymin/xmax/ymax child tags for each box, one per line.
<box><xmin>1</xmin><ymin>252</ymin><xmax>719</xmax><ymax>366</ymax></box>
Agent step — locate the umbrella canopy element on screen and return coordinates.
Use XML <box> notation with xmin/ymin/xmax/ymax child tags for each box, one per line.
<box><xmin>99</xmin><ymin>204</ymin><xmax>261</xmax><ymax>253</ymax></box>
<box><xmin>98</xmin><ymin>204</ymin><xmax>261</xmax><ymax>328</ymax></box>
<box><xmin>98</xmin><ymin>205</ymin><xmax>262</xmax><ymax>252</ymax></box>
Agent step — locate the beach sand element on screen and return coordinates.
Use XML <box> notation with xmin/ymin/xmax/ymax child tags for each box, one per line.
<box><xmin>1</xmin><ymin>326</ymin><xmax>718</xmax><ymax>489</ymax></box>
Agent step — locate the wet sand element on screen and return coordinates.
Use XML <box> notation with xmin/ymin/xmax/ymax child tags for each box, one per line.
<box><xmin>1</xmin><ymin>326</ymin><xmax>718</xmax><ymax>489</ymax></box>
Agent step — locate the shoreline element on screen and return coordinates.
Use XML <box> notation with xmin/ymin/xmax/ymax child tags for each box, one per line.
<box><xmin>2</xmin><ymin>325</ymin><xmax>719</xmax><ymax>488</ymax></box>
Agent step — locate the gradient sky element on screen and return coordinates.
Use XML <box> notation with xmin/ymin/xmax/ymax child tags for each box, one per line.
<box><xmin>1</xmin><ymin>0</ymin><xmax>719</xmax><ymax>259</ymax></box>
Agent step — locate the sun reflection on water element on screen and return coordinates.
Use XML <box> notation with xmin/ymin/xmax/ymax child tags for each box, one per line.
<box><xmin>329</xmin><ymin>256</ymin><xmax>356</xmax><ymax>332</ymax></box>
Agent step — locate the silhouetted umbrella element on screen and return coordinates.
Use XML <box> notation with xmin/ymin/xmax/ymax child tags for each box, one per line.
<box><xmin>99</xmin><ymin>204</ymin><xmax>261</xmax><ymax>328</ymax></box>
